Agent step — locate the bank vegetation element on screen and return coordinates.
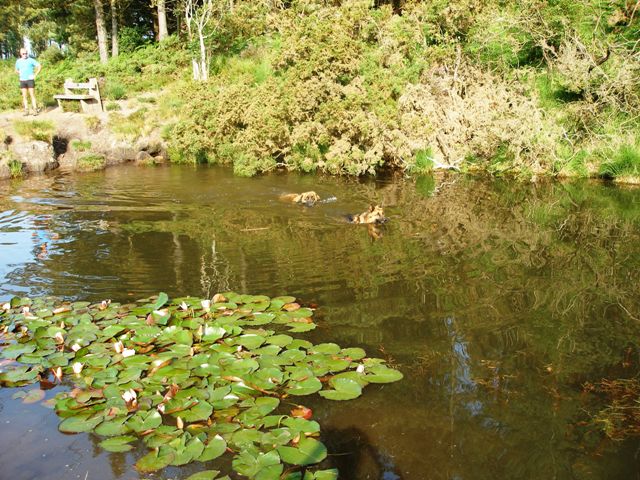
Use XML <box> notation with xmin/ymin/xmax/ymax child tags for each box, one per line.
<box><xmin>0</xmin><ymin>0</ymin><xmax>639</xmax><ymax>181</ymax></box>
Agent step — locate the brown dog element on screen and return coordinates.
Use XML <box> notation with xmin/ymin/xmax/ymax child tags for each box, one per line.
<box><xmin>347</xmin><ymin>205</ymin><xmax>388</xmax><ymax>224</ymax></box>
<box><xmin>279</xmin><ymin>191</ymin><xmax>321</xmax><ymax>206</ymax></box>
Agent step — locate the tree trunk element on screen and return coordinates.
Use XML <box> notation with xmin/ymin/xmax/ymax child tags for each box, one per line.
<box><xmin>198</xmin><ymin>30</ymin><xmax>208</xmax><ymax>81</ymax></box>
<box><xmin>111</xmin><ymin>0</ymin><xmax>119</xmax><ymax>57</ymax></box>
<box><xmin>94</xmin><ymin>0</ymin><xmax>109</xmax><ymax>63</ymax></box>
<box><xmin>158</xmin><ymin>0</ymin><xmax>169</xmax><ymax>41</ymax></box>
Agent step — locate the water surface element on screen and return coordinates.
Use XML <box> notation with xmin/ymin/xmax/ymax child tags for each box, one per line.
<box><xmin>1</xmin><ymin>165</ymin><xmax>639</xmax><ymax>479</ymax></box>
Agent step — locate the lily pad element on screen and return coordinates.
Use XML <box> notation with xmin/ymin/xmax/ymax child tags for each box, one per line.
<box><xmin>198</xmin><ymin>434</ymin><xmax>227</xmax><ymax>462</ymax></box>
<box><xmin>135</xmin><ymin>448</ymin><xmax>176</xmax><ymax>473</ymax></box>
<box><xmin>59</xmin><ymin>412</ymin><xmax>104</xmax><ymax>433</ymax></box>
<box><xmin>319</xmin><ymin>377</ymin><xmax>362</xmax><ymax>401</ymax></box>
<box><xmin>185</xmin><ymin>471</ymin><xmax>222</xmax><ymax>480</ymax></box>
<box><xmin>365</xmin><ymin>365</ymin><xmax>404</xmax><ymax>383</ymax></box>
<box><xmin>99</xmin><ymin>435</ymin><xmax>137</xmax><ymax>452</ymax></box>
<box><xmin>277</xmin><ymin>437</ymin><xmax>327</xmax><ymax>466</ymax></box>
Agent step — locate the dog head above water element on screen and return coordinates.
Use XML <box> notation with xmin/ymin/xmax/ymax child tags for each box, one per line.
<box><xmin>348</xmin><ymin>205</ymin><xmax>388</xmax><ymax>224</ymax></box>
<box><xmin>280</xmin><ymin>191</ymin><xmax>321</xmax><ymax>206</ymax></box>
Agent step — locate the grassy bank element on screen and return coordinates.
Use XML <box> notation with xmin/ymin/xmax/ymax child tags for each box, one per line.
<box><xmin>1</xmin><ymin>0</ymin><xmax>639</xmax><ymax>182</ymax></box>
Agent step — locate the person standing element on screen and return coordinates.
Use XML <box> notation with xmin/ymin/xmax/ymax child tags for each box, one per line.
<box><xmin>15</xmin><ymin>48</ymin><xmax>42</xmax><ymax>116</ymax></box>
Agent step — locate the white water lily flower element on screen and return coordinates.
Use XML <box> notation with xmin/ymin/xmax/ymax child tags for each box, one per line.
<box><xmin>53</xmin><ymin>366</ymin><xmax>63</xmax><ymax>380</ymax></box>
<box><xmin>71</xmin><ymin>343</ymin><xmax>81</xmax><ymax>352</ymax></box>
<box><xmin>157</xmin><ymin>403</ymin><xmax>166</xmax><ymax>414</ymax></box>
<box><xmin>2</xmin><ymin>303</ymin><xmax>10</xmax><ymax>311</ymax></box>
<box><xmin>122</xmin><ymin>348</ymin><xmax>136</xmax><ymax>358</ymax></box>
<box><xmin>201</xmin><ymin>299</ymin><xmax>211</xmax><ymax>312</ymax></box>
<box><xmin>356</xmin><ymin>364</ymin><xmax>365</xmax><ymax>373</ymax></box>
<box><xmin>100</xmin><ymin>299</ymin><xmax>111</xmax><ymax>309</ymax></box>
<box><xmin>180</xmin><ymin>302</ymin><xmax>188</xmax><ymax>311</ymax></box>
<box><xmin>54</xmin><ymin>332</ymin><xmax>65</xmax><ymax>344</ymax></box>
<box><xmin>113</xmin><ymin>341</ymin><xmax>124</xmax><ymax>354</ymax></box>
<box><xmin>72</xmin><ymin>362</ymin><xmax>83</xmax><ymax>374</ymax></box>
<box><xmin>122</xmin><ymin>389</ymin><xmax>137</xmax><ymax>403</ymax></box>
<box><xmin>153</xmin><ymin>308</ymin><xmax>168</xmax><ymax>316</ymax></box>
<box><xmin>22</xmin><ymin>306</ymin><xmax>30</xmax><ymax>314</ymax></box>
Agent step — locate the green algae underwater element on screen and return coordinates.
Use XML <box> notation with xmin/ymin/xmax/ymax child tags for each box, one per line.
<box><xmin>0</xmin><ymin>292</ymin><xmax>402</xmax><ymax>479</ymax></box>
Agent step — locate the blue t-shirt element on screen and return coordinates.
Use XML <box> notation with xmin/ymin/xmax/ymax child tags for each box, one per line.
<box><xmin>15</xmin><ymin>57</ymin><xmax>40</xmax><ymax>81</ymax></box>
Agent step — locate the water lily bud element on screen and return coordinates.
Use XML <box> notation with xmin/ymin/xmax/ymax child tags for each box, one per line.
<box><xmin>180</xmin><ymin>302</ymin><xmax>188</xmax><ymax>311</ymax></box>
<box><xmin>71</xmin><ymin>343</ymin><xmax>81</xmax><ymax>352</ymax></box>
<box><xmin>201</xmin><ymin>300</ymin><xmax>211</xmax><ymax>312</ymax></box>
<box><xmin>54</xmin><ymin>332</ymin><xmax>65</xmax><ymax>344</ymax></box>
<box><xmin>59</xmin><ymin>321</ymin><xmax>65</xmax><ymax>329</ymax></box>
<box><xmin>113</xmin><ymin>341</ymin><xmax>124</xmax><ymax>354</ymax></box>
<box><xmin>356</xmin><ymin>364</ymin><xmax>365</xmax><ymax>373</ymax></box>
<box><xmin>122</xmin><ymin>348</ymin><xmax>135</xmax><ymax>358</ymax></box>
<box><xmin>212</xmin><ymin>293</ymin><xmax>226</xmax><ymax>303</ymax></box>
<box><xmin>100</xmin><ymin>299</ymin><xmax>111</xmax><ymax>310</ymax></box>
<box><xmin>176</xmin><ymin>416</ymin><xmax>184</xmax><ymax>429</ymax></box>
<box><xmin>2</xmin><ymin>302</ymin><xmax>10</xmax><ymax>311</ymax></box>
<box><xmin>72</xmin><ymin>362</ymin><xmax>83</xmax><ymax>374</ymax></box>
<box><xmin>157</xmin><ymin>403</ymin><xmax>166</xmax><ymax>414</ymax></box>
<box><xmin>22</xmin><ymin>306</ymin><xmax>30</xmax><ymax>314</ymax></box>
<box><xmin>53</xmin><ymin>366</ymin><xmax>63</xmax><ymax>380</ymax></box>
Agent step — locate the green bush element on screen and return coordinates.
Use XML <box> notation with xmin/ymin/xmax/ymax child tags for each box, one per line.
<box><xmin>118</xmin><ymin>26</ymin><xmax>153</xmax><ymax>53</ymax></box>
<box><xmin>38</xmin><ymin>45</ymin><xmax>65</xmax><ymax>65</ymax></box>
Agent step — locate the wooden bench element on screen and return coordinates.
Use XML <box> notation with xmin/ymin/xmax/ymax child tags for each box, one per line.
<box><xmin>54</xmin><ymin>78</ymin><xmax>103</xmax><ymax>113</ymax></box>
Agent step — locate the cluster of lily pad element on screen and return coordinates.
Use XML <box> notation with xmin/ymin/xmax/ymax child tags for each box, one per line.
<box><xmin>0</xmin><ymin>292</ymin><xmax>402</xmax><ymax>479</ymax></box>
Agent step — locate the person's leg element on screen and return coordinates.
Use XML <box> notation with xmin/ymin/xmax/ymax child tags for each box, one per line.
<box><xmin>21</xmin><ymin>87</ymin><xmax>29</xmax><ymax>114</ymax></box>
<box><xmin>27</xmin><ymin>87</ymin><xmax>38</xmax><ymax>113</ymax></box>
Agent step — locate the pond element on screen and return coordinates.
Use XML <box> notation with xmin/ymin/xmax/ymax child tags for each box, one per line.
<box><xmin>1</xmin><ymin>165</ymin><xmax>639</xmax><ymax>479</ymax></box>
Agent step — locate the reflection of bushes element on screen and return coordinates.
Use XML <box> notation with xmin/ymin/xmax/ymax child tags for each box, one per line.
<box><xmin>585</xmin><ymin>378</ymin><xmax>640</xmax><ymax>440</ymax></box>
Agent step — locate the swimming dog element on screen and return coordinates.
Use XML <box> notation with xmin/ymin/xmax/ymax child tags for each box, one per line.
<box><xmin>279</xmin><ymin>191</ymin><xmax>321</xmax><ymax>206</ymax></box>
<box><xmin>347</xmin><ymin>205</ymin><xmax>388</xmax><ymax>224</ymax></box>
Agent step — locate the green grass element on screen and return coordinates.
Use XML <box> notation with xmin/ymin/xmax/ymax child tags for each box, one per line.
<box><xmin>71</xmin><ymin>139</ymin><xmax>92</xmax><ymax>152</ymax></box>
<box><xmin>105</xmin><ymin>102</ymin><xmax>122</xmax><ymax>111</ymax></box>
<box><xmin>8</xmin><ymin>159</ymin><xmax>23</xmax><ymax>178</ymax></box>
<box><xmin>599</xmin><ymin>144</ymin><xmax>640</xmax><ymax>182</ymax></box>
<box><xmin>105</xmin><ymin>82</ymin><xmax>127</xmax><ymax>100</ymax></box>
<box><xmin>407</xmin><ymin>148</ymin><xmax>435</xmax><ymax>175</ymax></box>
<box><xmin>84</xmin><ymin>115</ymin><xmax>102</xmax><ymax>132</ymax></box>
<box><xmin>12</xmin><ymin>119</ymin><xmax>55</xmax><ymax>143</ymax></box>
<box><xmin>77</xmin><ymin>154</ymin><xmax>106</xmax><ymax>172</ymax></box>
<box><xmin>109</xmin><ymin>109</ymin><xmax>148</xmax><ymax>139</ymax></box>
